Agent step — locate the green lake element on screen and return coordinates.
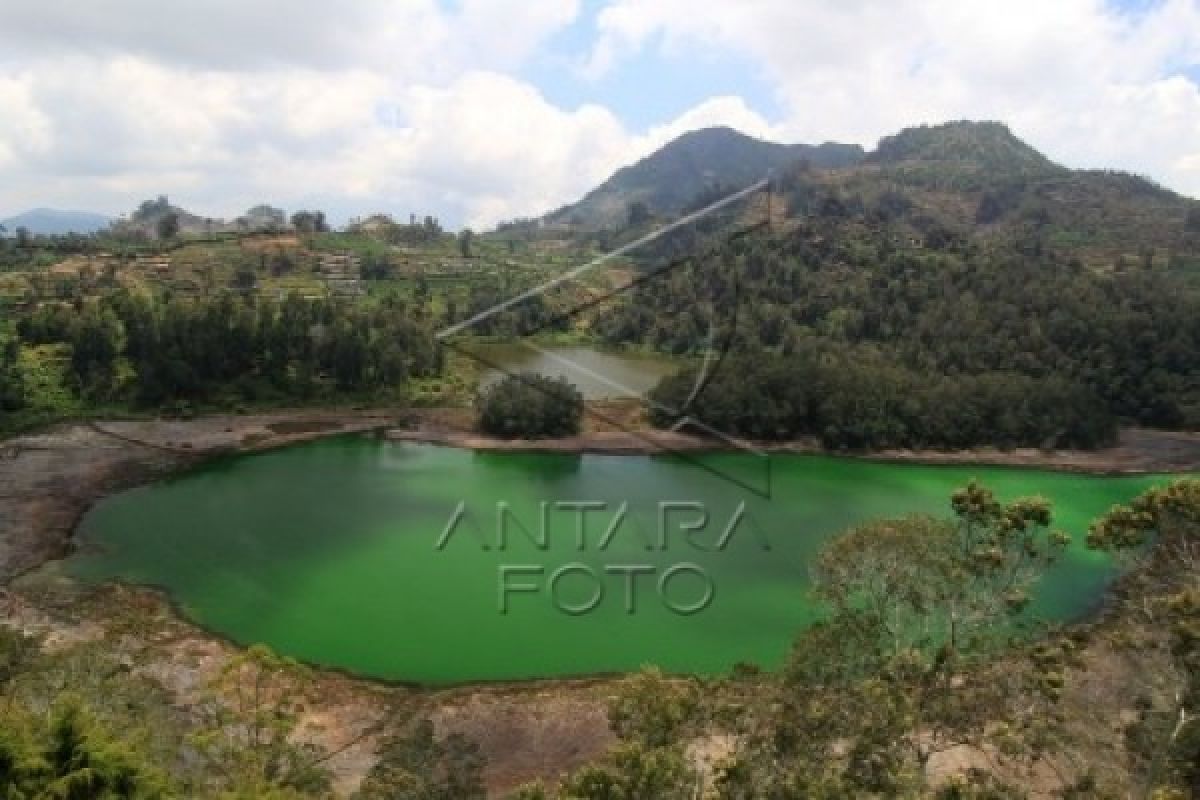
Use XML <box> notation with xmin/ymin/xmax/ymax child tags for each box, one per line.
<box><xmin>69</xmin><ymin>437</ymin><xmax>1181</xmax><ymax>685</ymax></box>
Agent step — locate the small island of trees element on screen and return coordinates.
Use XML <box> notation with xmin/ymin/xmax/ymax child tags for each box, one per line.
<box><xmin>477</xmin><ymin>373</ymin><xmax>584</xmax><ymax>439</ymax></box>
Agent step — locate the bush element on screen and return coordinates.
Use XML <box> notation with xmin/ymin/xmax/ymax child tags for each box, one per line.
<box><xmin>477</xmin><ymin>373</ymin><xmax>583</xmax><ymax>439</ymax></box>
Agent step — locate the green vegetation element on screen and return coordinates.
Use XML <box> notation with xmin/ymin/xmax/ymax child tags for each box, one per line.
<box><xmin>650</xmin><ymin>348</ymin><xmax>1115</xmax><ymax>449</ymax></box>
<box><xmin>10</xmin><ymin>290</ymin><xmax>440</xmax><ymax>416</ymax></box>
<box><xmin>542</xmin><ymin>126</ymin><xmax>864</xmax><ymax>229</ymax></box>
<box><xmin>357</xmin><ymin>719</ymin><xmax>486</xmax><ymax>800</ymax></box>
<box><xmin>476</xmin><ymin>373</ymin><xmax>583</xmax><ymax>438</ymax></box>
<box><xmin>604</xmin><ymin>190</ymin><xmax>1200</xmax><ymax>431</ymax></box>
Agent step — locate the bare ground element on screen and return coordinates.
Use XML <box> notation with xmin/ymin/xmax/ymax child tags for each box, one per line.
<box><xmin>398</xmin><ymin>407</ymin><xmax>1200</xmax><ymax>474</ymax></box>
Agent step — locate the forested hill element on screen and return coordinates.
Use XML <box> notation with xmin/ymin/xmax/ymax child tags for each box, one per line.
<box><xmin>829</xmin><ymin>120</ymin><xmax>1200</xmax><ymax>267</ymax></box>
<box><xmin>589</xmin><ymin>122</ymin><xmax>1200</xmax><ymax>445</ymax></box>
<box><xmin>544</xmin><ymin>126</ymin><xmax>865</xmax><ymax>229</ymax></box>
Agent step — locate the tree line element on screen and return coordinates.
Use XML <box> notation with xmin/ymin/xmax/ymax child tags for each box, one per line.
<box><xmin>595</xmin><ymin>212</ymin><xmax>1200</xmax><ymax>435</ymax></box>
<box><xmin>648</xmin><ymin>345</ymin><xmax>1116</xmax><ymax>450</ymax></box>
<box><xmin>10</xmin><ymin>290</ymin><xmax>442</xmax><ymax>410</ymax></box>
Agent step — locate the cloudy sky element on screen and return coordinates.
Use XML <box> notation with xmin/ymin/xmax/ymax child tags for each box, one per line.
<box><xmin>1</xmin><ymin>0</ymin><xmax>1198</xmax><ymax>228</ymax></box>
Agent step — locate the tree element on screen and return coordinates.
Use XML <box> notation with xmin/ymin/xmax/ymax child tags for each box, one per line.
<box><xmin>719</xmin><ymin>483</ymin><xmax>1071</xmax><ymax>796</ymax></box>
<box><xmin>477</xmin><ymin>373</ymin><xmax>583</xmax><ymax>439</ymax></box>
<box><xmin>290</xmin><ymin>210</ymin><xmax>330</xmax><ymax>234</ymax></box>
<box><xmin>560</xmin><ymin>742</ymin><xmax>698</xmax><ymax>800</ymax></box>
<box><xmin>156</xmin><ymin>212</ymin><xmax>180</xmax><ymax>240</ymax></box>
<box><xmin>190</xmin><ymin>645</ymin><xmax>331</xmax><ymax>797</ymax></box>
<box><xmin>355</xmin><ymin>718</ymin><xmax>486</xmax><ymax>800</ymax></box>
<box><xmin>70</xmin><ymin>306</ymin><xmax>122</xmax><ymax>400</ymax></box>
<box><xmin>0</xmin><ymin>700</ymin><xmax>172</xmax><ymax>799</ymax></box>
<box><xmin>290</xmin><ymin>211</ymin><xmax>316</xmax><ymax>233</ymax></box>
<box><xmin>1087</xmin><ymin>480</ymin><xmax>1200</xmax><ymax>796</ymax></box>
<box><xmin>0</xmin><ymin>337</ymin><xmax>25</xmax><ymax>412</ymax></box>
<box><xmin>607</xmin><ymin>668</ymin><xmax>699</xmax><ymax>748</ymax></box>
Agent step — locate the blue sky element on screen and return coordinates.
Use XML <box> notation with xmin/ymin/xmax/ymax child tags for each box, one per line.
<box><xmin>519</xmin><ymin>3</ymin><xmax>782</xmax><ymax>131</ymax></box>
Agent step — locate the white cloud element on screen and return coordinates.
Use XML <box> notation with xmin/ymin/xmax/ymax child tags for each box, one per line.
<box><xmin>635</xmin><ymin>96</ymin><xmax>780</xmax><ymax>148</ymax></box>
<box><xmin>0</xmin><ymin>1</ymin><xmax>628</xmax><ymax>226</ymax></box>
<box><xmin>0</xmin><ymin>0</ymin><xmax>581</xmax><ymax>78</ymax></box>
<box><xmin>588</xmin><ymin>0</ymin><xmax>1200</xmax><ymax>197</ymax></box>
<box><xmin>0</xmin><ymin>54</ymin><xmax>768</xmax><ymax>228</ymax></box>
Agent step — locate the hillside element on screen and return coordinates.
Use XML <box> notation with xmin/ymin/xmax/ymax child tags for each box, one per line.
<box><xmin>589</xmin><ymin>121</ymin><xmax>1200</xmax><ymax>433</ymax></box>
<box><xmin>1</xmin><ymin>208</ymin><xmax>111</xmax><ymax>236</ymax></box>
<box><xmin>544</xmin><ymin>126</ymin><xmax>864</xmax><ymax>229</ymax></box>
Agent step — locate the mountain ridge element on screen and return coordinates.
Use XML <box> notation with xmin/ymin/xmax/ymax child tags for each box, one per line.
<box><xmin>539</xmin><ymin>120</ymin><xmax>1200</xmax><ymax>268</ymax></box>
<box><xmin>544</xmin><ymin>126</ymin><xmax>865</xmax><ymax>229</ymax></box>
<box><xmin>1</xmin><ymin>208</ymin><xmax>112</xmax><ymax>236</ymax></box>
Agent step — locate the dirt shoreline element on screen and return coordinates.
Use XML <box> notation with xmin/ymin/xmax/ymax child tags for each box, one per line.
<box><xmin>390</xmin><ymin>422</ymin><xmax>1200</xmax><ymax>475</ymax></box>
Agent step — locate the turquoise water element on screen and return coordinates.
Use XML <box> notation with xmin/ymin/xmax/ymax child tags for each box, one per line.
<box><xmin>69</xmin><ymin>437</ymin><xmax>1177</xmax><ymax>684</ymax></box>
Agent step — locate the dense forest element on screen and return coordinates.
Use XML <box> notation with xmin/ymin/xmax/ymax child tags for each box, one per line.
<box><xmin>649</xmin><ymin>346</ymin><xmax>1116</xmax><ymax>450</ymax></box>
<box><xmin>4</xmin><ymin>291</ymin><xmax>442</xmax><ymax>413</ymax></box>
<box><xmin>595</xmin><ymin>168</ymin><xmax>1200</xmax><ymax>443</ymax></box>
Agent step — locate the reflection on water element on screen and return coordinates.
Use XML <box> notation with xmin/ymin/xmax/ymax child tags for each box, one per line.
<box><xmin>469</xmin><ymin>343</ymin><xmax>678</xmax><ymax>400</ymax></box>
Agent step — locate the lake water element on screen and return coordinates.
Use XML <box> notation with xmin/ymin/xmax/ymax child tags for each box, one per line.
<box><xmin>70</xmin><ymin>437</ymin><xmax>1179</xmax><ymax>684</ymax></box>
<box><xmin>467</xmin><ymin>343</ymin><xmax>677</xmax><ymax>400</ymax></box>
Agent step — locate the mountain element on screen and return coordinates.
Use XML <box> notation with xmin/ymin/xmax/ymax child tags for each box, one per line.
<box><xmin>866</xmin><ymin>120</ymin><xmax>1055</xmax><ymax>172</ymax></box>
<box><xmin>817</xmin><ymin>120</ymin><xmax>1200</xmax><ymax>264</ymax></box>
<box><xmin>591</xmin><ymin>120</ymin><xmax>1200</xmax><ymax>432</ymax></box>
<box><xmin>0</xmin><ymin>208</ymin><xmax>111</xmax><ymax>236</ymax></box>
<box><xmin>545</xmin><ymin>127</ymin><xmax>864</xmax><ymax>229</ymax></box>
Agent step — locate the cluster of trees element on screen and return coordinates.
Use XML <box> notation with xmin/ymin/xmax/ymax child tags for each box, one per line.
<box><xmin>1086</xmin><ymin>479</ymin><xmax>1200</xmax><ymax>796</ymax></box>
<box><xmin>14</xmin><ymin>290</ymin><xmax>442</xmax><ymax>408</ymax></box>
<box><xmin>353</xmin><ymin>214</ymin><xmax>445</xmax><ymax>245</ymax></box>
<box><xmin>649</xmin><ymin>346</ymin><xmax>1116</xmax><ymax>450</ymax></box>
<box><xmin>0</xmin><ymin>228</ymin><xmax>97</xmax><ymax>271</ymax></box>
<box><xmin>290</xmin><ymin>210</ymin><xmax>330</xmax><ymax>234</ymax></box>
<box><xmin>477</xmin><ymin>373</ymin><xmax>583</xmax><ymax>439</ymax></box>
<box><xmin>457</xmin><ymin>285</ymin><xmax>568</xmax><ymax>338</ymax></box>
<box><xmin>596</xmin><ymin>215</ymin><xmax>1200</xmax><ymax>434</ymax></box>
<box><xmin>714</xmin><ymin>482</ymin><xmax>1077</xmax><ymax>797</ymax></box>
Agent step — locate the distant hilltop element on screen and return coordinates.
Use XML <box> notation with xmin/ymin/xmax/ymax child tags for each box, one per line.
<box><xmin>108</xmin><ymin>196</ymin><xmax>292</xmax><ymax>239</ymax></box>
<box><xmin>0</xmin><ymin>208</ymin><xmax>111</xmax><ymax>236</ymax></box>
